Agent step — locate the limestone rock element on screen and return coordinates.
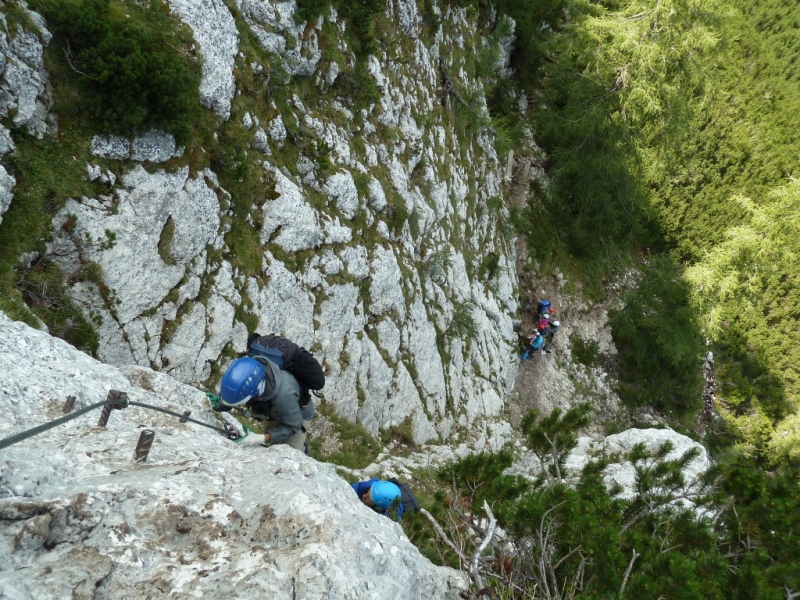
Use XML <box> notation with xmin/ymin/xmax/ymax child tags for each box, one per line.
<box><xmin>91</xmin><ymin>131</ymin><xmax>184</xmax><ymax>163</ymax></box>
<box><xmin>237</xmin><ymin>0</ymin><xmax>322</xmax><ymax>77</ymax></box>
<box><xmin>0</xmin><ymin>6</ymin><xmax>54</xmax><ymax>138</ymax></box>
<box><xmin>0</xmin><ymin>313</ymin><xmax>465</xmax><ymax>600</ymax></box>
<box><xmin>508</xmin><ymin>427</ymin><xmax>709</xmax><ymax>506</ymax></box>
<box><xmin>168</xmin><ymin>0</ymin><xmax>239</xmax><ymax>119</ymax></box>
<box><xmin>39</xmin><ymin>3</ymin><xmax>525</xmax><ymax>445</ymax></box>
<box><xmin>324</xmin><ymin>170</ymin><xmax>359</xmax><ymax>219</ymax></box>
<box><xmin>260</xmin><ymin>168</ymin><xmax>323</xmax><ymax>251</ymax></box>
<box><xmin>569</xmin><ymin>428</ymin><xmax>711</xmax><ymax>502</ymax></box>
<box><xmin>0</xmin><ymin>166</ymin><xmax>14</xmax><ymax>226</ymax></box>
<box><xmin>49</xmin><ymin>166</ymin><xmax>223</xmax><ymax>326</ymax></box>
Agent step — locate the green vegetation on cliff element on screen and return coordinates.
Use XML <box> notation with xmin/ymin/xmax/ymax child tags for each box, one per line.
<box><xmin>30</xmin><ymin>0</ymin><xmax>201</xmax><ymax>142</ymax></box>
<box><xmin>408</xmin><ymin>406</ymin><xmax>800</xmax><ymax>600</ymax></box>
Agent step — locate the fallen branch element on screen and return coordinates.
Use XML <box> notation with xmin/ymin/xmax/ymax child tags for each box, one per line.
<box><xmin>470</xmin><ymin>501</ymin><xmax>498</xmax><ymax>592</ymax></box>
<box><xmin>421</xmin><ymin>508</ymin><xmax>468</xmax><ymax>564</ymax></box>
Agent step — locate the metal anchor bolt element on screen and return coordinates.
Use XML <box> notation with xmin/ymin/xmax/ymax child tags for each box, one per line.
<box><xmin>63</xmin><ymin>396</ymin><xmax>76</xmax><ymax>414</ymax></box>
<box><xmin>133</xmin><ymin>429</ymin><xmax>155</xmax><ymax>463</ymax></box>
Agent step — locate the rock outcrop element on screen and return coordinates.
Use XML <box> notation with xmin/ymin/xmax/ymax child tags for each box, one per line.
<box><xmin>0</xmin><ymin>312</ymin><xmax>465</xmax><ymax>599</ymax></box>
<box><xmin>22</xmin><ymin>1</ymin><xmax>521</xmax><ymax>448</ymax></box>
<box><xmin>0</xmin><ymin>4</ymin><xmax>55</xmax><ymax>226</ymax></box>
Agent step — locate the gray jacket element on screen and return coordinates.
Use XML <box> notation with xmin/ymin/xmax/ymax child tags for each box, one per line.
<box><xmin>249</xmin><ymin>358</ymin><xmax>303</xmax><ymax>443</ymax></box>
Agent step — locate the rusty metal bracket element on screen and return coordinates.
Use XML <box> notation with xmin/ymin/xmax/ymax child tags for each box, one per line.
<box><xmin>133</xmin><ymin>429</ymin><xmax>155</xmax><ymax>462</ymax></box>
<box><xmin>63</xmin><ymin>396</ymin><xmax>76</xmax><ymax>414</ymax></box>
<box><xmin>97</xmin><ymin>390</ymin><xmax>129</xmax><ymax>427</ymax></box>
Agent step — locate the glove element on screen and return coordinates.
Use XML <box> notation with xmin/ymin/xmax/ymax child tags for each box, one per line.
<box><xmin>206</xmin><ymin>392</ymin><xmax>230</xmax><ymax>412</ymax></box>
<box><xmin>234</xmin><ymin>425</ymin><xmax>267</xmax><ymax>447</ymax></box>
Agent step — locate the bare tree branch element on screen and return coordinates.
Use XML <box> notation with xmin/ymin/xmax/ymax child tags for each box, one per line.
<box><xmin>619</xmin><ymin>548</ymin><xmax>640</xmax><ymax>596</ymax></box>
<box><xmin>421</xmin><ymin>508</ymin><xmax>468</xmax><ymax>565</ymax></box>
<box><xmin>470</xmin><ymin>501</ymin><xmax>497</xmax><ymax>594</ymax></box>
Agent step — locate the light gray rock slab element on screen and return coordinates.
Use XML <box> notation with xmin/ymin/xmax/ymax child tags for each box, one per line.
<box><xmin>50</xmin><ymin>166</ymin><xmax>222</xmax><ymax>325</ymax></box>
<box><xmin>253</xmin><ymin>126</ymin><xmax>272</xmax><ymax>154</ymax></box>
<box><xmin>0</xmin><ymin>165</ymin><xmax>15</xmax><ymax>226</ymax></box>
<box><xmin>340</xmin><ymin>245</ymin><xmax>370</xmax><ymax>280</ymax></box>
<box><xmin>0</xmin><ymin>313</ymin><xmax>465</xmax><ymax>600</ymax></box>
<box><xmin>368</xmin><ymin>246</ymin><xmax>406</xmax><ymax>320</ymax></box>
<box><xmin>130</xmin><ymin>130</ymin><xmax>184</xmax><ymax>162</ymax></box>
<box><xmin>169</xmin><ymin>0</ymin><xmax>238</xmax><ymax>119</ymax></box>
<box><xmin>0</xmin><ymin>13</ymin><xmax>53</xmax><ymax>137</ymax></box>
<box><xmin>405</xmin><ymin>293</ymin><xmax>447</xmax><ymax>418</ymax></box>
<box><xmin>0</xmin><ymin>125</ymin><xmax>15</xmax><ymax>156</ymax></box>
<box><xmin>268</xmin><ymin>114</ymin><xmax>287</xmax><ymax>146</ymax></box>
<box><xmin>367</xmin><ymin>176</ymin><xmax>387</xmax><ymax>211</ymax></box>
<box><xmin>324</xmin><ymin>170</ymin><xmax>359</xmax><ymax>219</ymax></box>
<box><xmin>238</xmin><ymin>0</ymin><xmax>321</xmax><ymax>77</ymax></box>
<box><xmin>375</xmin><ymin>318</ymin><xmax>401</xmax><ymax>361</ymax></box>
<box><xmin>247</xmin><ymin>257</ymin><xmax>316</xmax><ymax>348</ymax></box>
<box><xmin>321</xmin><ymin>214</ymin><xmax>353</xmax><ymax>244</ymax></box>
<box><xmin>90</xmin><ymin>135</ymin><xmax>130</xmax><ymax>160</ymax></box>
<box><xmin>91</xmin><ymin>131</ymin><xmax>183</xmax><ymax>163</ymax></box>
<box><xmin>261</xmin><ymin>167</ymin><xmax>323</xmax><ymax>251</ymax></box>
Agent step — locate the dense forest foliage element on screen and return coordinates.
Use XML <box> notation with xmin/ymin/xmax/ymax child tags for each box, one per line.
<box><xmin>471</xmin><ymin>0</ymin><xmax>800</xmax><ymax>464</ymax></box>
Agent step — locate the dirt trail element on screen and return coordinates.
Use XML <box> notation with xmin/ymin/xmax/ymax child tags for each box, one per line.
<box><xmin>504</xmin><ymin>144</ymin><xmax>625</xmax><ymax>430</ymax></box>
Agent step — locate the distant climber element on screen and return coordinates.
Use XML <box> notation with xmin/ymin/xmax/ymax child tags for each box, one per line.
<box><xmin>352</xmin><ymin>478</ymin><xmax>405</xmax><ymax>521</ymax></box>
<box><xmin>537</xmin><ymin>299</ymin><xmax>555</xmax><ymax>318</ymax></box>
<box><xmin>538</xmin><ymin>312</ymin><xmax>550</xmax><ymax>335</ymax></box>
<box><xmin>524</xmin><ymin>299</ymin><xmax>534</xmax><ymax>318</ymax></box>
<box><xmin>544</xmin><ymin>319</ymin><xmax>561</xmax><ymax>354</ymax></box>
<box><xmin>521</xmin><ymin>330</ymin><xmax>544</xmax><ymax>360</ymax></box>
<box><xmin>208</xmin><ymin>333</ymin><xmax>325</xmax><ymax>454</ymax></box>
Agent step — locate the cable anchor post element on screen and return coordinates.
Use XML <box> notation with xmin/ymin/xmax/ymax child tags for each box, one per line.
<box><xmin>97</xmin><ymin>390</ymin><xmax>130</xmax><ymax>427</ymax></box>
<box><xmin>133</xmin><ymin>429</ymin><xmax>155</xmax><ymax>463</ymax></box>
<box><xmin>63</xmin><ymin>396</ymin><xmax>76</xmax><ymax>414</ymax></box>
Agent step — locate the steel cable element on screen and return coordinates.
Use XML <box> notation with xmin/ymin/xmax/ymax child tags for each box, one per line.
<box><xmin>0</xmin><ymin>398</ymin><xmax>237</xmax><ymax>450</ymax></box>
<box><xmin>0</xmin><ymin>398</ymin><xmax>121</xmax><ymax>450</ymax></box>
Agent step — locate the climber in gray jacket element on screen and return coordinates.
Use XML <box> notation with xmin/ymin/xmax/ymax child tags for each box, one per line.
<box><xmin>211</xmin><ymin>356</ymin><xmax>306</xmax><ymax>452</ymax></box>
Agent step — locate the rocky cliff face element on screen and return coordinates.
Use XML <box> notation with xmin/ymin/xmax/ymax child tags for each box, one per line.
<box><xmin>0</xmin><ymin>312</ymin><xmax>465</xmax><ymax>599</ymax></box>
<box><xmin>0</xmin><ymin>311</ymin><xmax>708</xmax><ymax>598</ymax></box>
<box><xmin>1</xmin><ymin>0</ymin><xmax>520</xmax><ymax>448</ymax></box>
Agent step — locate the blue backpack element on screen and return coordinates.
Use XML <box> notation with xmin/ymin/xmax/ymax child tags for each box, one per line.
<box><xmin>537</xmin><ymin>300</ymin><xmax>552</xmax><ymax>315</ymax></box>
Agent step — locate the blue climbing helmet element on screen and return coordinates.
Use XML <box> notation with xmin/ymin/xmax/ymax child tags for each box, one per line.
<box><xmin>370</xmin><ymin>481</ymin><xmax>402</xmax><ymax>511</ymax></box>
<box><xmin>220</xmin><ymin>357</ymin><xmax>267</xmax><ymax>406</ymax></box>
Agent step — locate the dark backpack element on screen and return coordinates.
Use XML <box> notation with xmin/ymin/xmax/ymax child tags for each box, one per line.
<box><xmin>389</xmin><ymin>478</ymin><xmax>420</xmax><ymax>515</ymax></box>
<box><xmin>247</xmin><ymin>334</ymin><xmax>325</xmax><ymax>407</ymax></box>
<box><xmin>537</xmin><ymin>299</ymin><xmax>552</xmax><ymax>315</ymax></box>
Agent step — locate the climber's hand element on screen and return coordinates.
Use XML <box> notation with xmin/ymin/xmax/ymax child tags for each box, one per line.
<box><xmin>206</xmin><ymin>392</ymin><xmax>230</xmax><ymax>412</ymax></box>
<box><xmin>234</xmin><ymin>426</ymin><xmax>266</xmax><ymax>447</ymax></box>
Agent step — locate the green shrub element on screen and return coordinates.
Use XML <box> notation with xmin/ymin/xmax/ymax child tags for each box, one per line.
<box><xmin>32</xmin><ymin>0</ymin><xmax>201</xmax><ymax>143</ymax></box>
<box><xmin>570</xmin><ymin>334</ymin><xmax>601</xmax><ymax>368</ymax></box>
<box><xmin>307</xmin><ymin>403</ymin><xmax>382</xmax><ymax>469</ymax></box>
<box><xmin>609</xmin><ymin>255</ymin><xmax>703</xmax><ymax>415</ymax></box>
<box><xmin>12</xmin><ymin>259</ymin><xmax>99</xmax><ymax>353</ymax></box>
<box><xmin>333</xmin><ymin>0</ymin><xmax>384</xmax><ymax>55</ymax></box>
<box><xmin>477</xmin><ymin>251</ymin><xmax>500</xmax><ymax>281</ymax></box>
<box><xmin>295</xmin><ymin>0</ymin><xmax>330</xmax><ymax>24</ymax></box>
<box><xmin>447</xmin><ymin>302</ymin><xmax>477</xmax><ymax>340</ymax></box>
<box><xmin>412</xmin><ymin>410</ymin><xmax>800</xmax><ymax>600</ymax></box>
